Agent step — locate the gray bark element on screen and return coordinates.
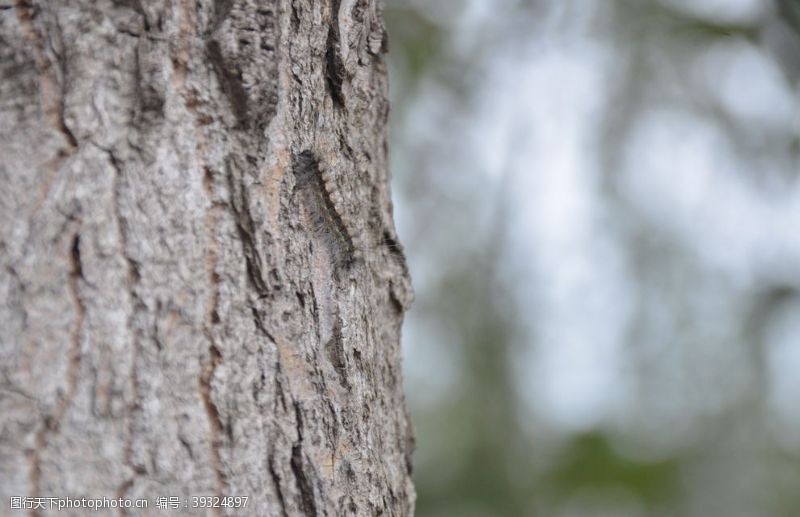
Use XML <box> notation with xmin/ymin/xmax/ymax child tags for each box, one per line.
<box><xmin>0</xmin><ymin>0</ymin><xmax>414</xmax><ymax>515</ymax></box>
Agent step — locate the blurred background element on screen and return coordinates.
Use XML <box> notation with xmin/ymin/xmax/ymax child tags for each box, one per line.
<box><xmin>384</xmin><ymin>0</ymin><xmax>800</xmax><ymax>515</ymax></box>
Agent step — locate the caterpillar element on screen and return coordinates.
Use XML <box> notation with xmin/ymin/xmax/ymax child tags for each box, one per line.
<box><xmin>293</xmin><ymin>151</ymin><xmax>364</xmax><ymax>270</ymax></box>
<box><xmin>292</xmin><ymin>150</ymin><xmax>411</xmax><ymax>288</ymax></box>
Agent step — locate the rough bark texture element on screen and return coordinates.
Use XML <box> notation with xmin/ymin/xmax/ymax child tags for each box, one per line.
<box><xmin>0</xmin><ymin>0</ymin><xmax>414</xmax><ymax>515</ymax></box>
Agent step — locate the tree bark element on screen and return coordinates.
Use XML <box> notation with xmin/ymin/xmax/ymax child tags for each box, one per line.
<box><xmin>0</xmin><ymin>0</ymin><xmax>414</xmax><ymax>515</ymax></box>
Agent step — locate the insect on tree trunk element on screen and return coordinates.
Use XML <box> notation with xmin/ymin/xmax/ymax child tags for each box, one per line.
<box><xmin>0</xmin><ymin>0</ymin><xmax>415</xmax><ymax>515</ymax></box>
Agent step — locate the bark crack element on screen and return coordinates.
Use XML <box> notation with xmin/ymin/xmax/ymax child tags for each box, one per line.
<box><xmin>98</xmin><ymin>144</ymin><xmax>146</xmax><ymax>510</ymax></box>
<box><xmin>200</xmin><ymin>173</ymin><xmax>225</xmax><ymax>507</ymax></box>
<box><xmin>13</xmin><ymin>0</ymin><xmax>77</xmax><ymax>152</ymax></box>
<box><xmin>199</xmin><ymin>174</ymin><xmax>226</xmax><ymax>512</ymax></box>
<box><xmin>203</xmin><ymin>169</ymin><xmax>223</xmax><ymax>326</ymax></box>
<box><xmin>198</xmin><ymin>343</ymin><xmax>226</xmax><ymax>512</ymax></box>
<box><xmin>291</xmin><ymin>403</ymin><xmax>319</xmax><ymax>516</ymax></box>
<box><xmin>170</xmin><ymin>7</ymin><xmax>230</xmax><ymax>503</ymax></box>
<box><xmin>226</xmin><ymin>158</ymin><xmax>270</xmax><ymax>296</ymax></box>
<box><xmin>325</xmin><ymin>0</ymin><xmax>345</xmax><ymax>107</ymax></box>
<box><xmin>28</xmin><ymin>230</ymin><xmax>84</xmax><ymax>513</ymax></box>
<box><xmin>14</xmin><ymin>0</ymin><xmax>79</xmax><ymax>237</ymax></box>
<box><xmin>268</xmin><ymin>445</ymin><xmax>289</xmax><ymax>517</ymax></box>
<box><xmin>206</xmin><ymin>39</ymin><xmax>250</xmax><ymax>127</ymax></box>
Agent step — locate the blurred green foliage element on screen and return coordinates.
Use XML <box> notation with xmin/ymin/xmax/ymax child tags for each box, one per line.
<box><xmin>546</xmin><ymin>433</ymin><xmax>679</xmax><ymax>505</ymax></box>
<box><xmin>411</xmin><ymin>260</ymin><xmax>530</xmax><ymax>516</ymax></box>
<box><xmin>386</xmin><ymin>1</ymin><xmax>800</xmax><ymax>515</ymax></box>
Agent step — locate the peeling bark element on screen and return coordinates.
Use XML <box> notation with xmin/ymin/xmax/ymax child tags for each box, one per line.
<box><xmin>0</xmin><ymin>0</ymin><xmax>414</xmax><ymax>515</ymax></box>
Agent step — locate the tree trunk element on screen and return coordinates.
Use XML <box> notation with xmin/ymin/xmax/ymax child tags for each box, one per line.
<box><xmin>0</xmin><ymin>0</ymin><xmax>414</xmax><ymax>515</ymax></box>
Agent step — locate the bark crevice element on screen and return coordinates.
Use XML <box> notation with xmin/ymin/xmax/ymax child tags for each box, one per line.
<box><xmin>28</xmin><ymin>229</ymin><xmax>85</xmax><ymax>506</ymax></box>
<box><xmin>13</xmin><ymin>1</ymin><xmax>77</xmax><ymax>151</ymax></box>
<box><xmin>103</xmin><ymin>144</ymin><xmax>146</xmax><ymax>504</ymax></box>
<box><xmin>198</xmin><ymin>343</ymin><xmax>226</xmax><ymax>505</ymax></box>
<box><xmin>268</xmin><ymin>446</ymin><xmax>290</xmax><ymax>517</ymax></box>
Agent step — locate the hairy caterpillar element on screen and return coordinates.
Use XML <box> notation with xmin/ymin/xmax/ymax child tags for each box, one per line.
<box><xmin>293</xmin><ymin>151</ymin><xmax>364</xmax><ymax>270</ymax></box>
<box><xmin>292</xmin><ymin>151</ymin><xmax>410</xmax><ymax>280</ymax></box>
